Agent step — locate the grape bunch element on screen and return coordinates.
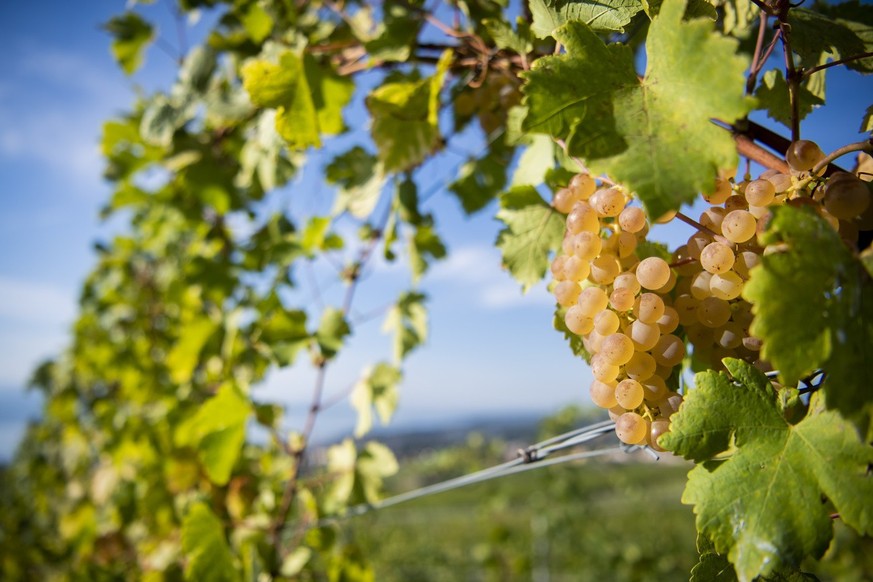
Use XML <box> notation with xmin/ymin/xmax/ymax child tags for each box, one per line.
<box><xmin>550</xmin><ymin>139</ymin><xmax>871</xmax><ymax>448</ymax></box>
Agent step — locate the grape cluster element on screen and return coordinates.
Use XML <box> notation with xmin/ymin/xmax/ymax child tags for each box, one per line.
<box><xmin>550</xmin><ymin>176</ymin><xmax>684</xmax><ymax>450</ymax></box>
<box><xmin>550</xmin><ymin>139</ymin><xmax>871</xmax><ymax>448</ymax></box>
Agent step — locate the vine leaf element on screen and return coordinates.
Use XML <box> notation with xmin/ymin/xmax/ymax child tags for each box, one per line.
<box><xmin>366</xmin><ymin>50</ymin><xmax>452</xmax><ymax>172</ymax></box>
<box><xmin>325</xmin><ymin>439</ymin><xmax>399</xmax><ymax>511</ymax></box>
<box><xmin>449</xmin><ymin>137</ymin><xmax>514</xmax><ymax>214</ymax></box>
<box><xmin>861</xmin><ymin>105</ymin><xmax>873</xmax><ymax>133</ymax></box>
<box><xmin>409</xmin><ymin>219</ymin><xmax>447</xmax><ymax>282</ymax></box>
<box><xmin>528</xmin><ymin>0</ymin><xmax>645</xmax><ymax>38</ymax></box>
<box><xmin>754</xmin><ymin>69</ymin><xmax>824</xmax><ymax>128</ymax></box>
<box><xmin>495</xmin><ymin>186</ymin><xmax>565</xmax><ymax>290</ymax></box>
<box><xmin>166</xmin><ymin>316</ymin><xmax>218</xmax><ymax>385</ymax></box>
<box><xmin>661</xmin><ymin>359</ymin><xmax>873</xmax><ymax>582</ymax></box>
<box><xmin>242</xmin><ymin>52</ymin><xmax>353</xmax><ymax>149</ymax></box>
<box><xmin>743</xmin><ymin>206</ymin><xmax>873</xmax><ymax>427</ymax></box>
<box><xmin>350</xmin><ymin>362</ymin><xmax>402</xmax><ymax>437</ymax></box>
<box><xmin>789</xmin><ymin>7</ymin><xmax>873</xmax><ymax>73</ymax></box>
<box><xmin>176</xmin><ymin>384</ymin><xmax>253</xmax><ymax>486</ymax></box>
<box><xmin>181</xmin><ymin>502</ymin><xmax>237</xmax><ymax>582</ymax></box>
<box><xmin>316</xmin><ymin>307</ymin><xmax>351</xmax><ymax>360</ymax></box>
<box><xmin>326</xmin><ymin>146</ymin><xmax>386</xmax><ymax>219</ymax></box>
<box><xmin>103</xmin><ymin>12</ymin><xmax>154</xmax><ymax>75</ymax></box>
<box><xmin>483</xmin><ymin>17</ymin><xmax>534</xmax><ymax>55</ymax></box>
<box><xmin>522</xmin><ymin>0</ymin><xmax>752</xmax><ymax>218</ymax></box>
<box><xmin>382</xmin><ymin>291</ymin><xmax>428</xmax><ymax>363</ymax></box>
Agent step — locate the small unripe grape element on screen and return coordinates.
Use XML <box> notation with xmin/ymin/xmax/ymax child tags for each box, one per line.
<box><xmin>690</xmin><ymin>271</ymin><xmax>713</xmax><ymax>300</ymax></box>
<box><xmin>724</xmin><ymin>194</ymin><xmax>749</xmax><ymax>212</ymax></box>
<box><xmin>553</xmin><ymin>187</ymin><xmax>580</xmax><ymax>213</ymax></box>
<box><xmin>551</xmin><ymin>255</ymin><xmax>567</xmax><ymax>281</ymax></box>
<box><xmin>649</xmin><ymin>419</ymin><xmax>672</xmax><ymax>451</ymax></box>
<box><xmin>744</xmin><ymin>179</ymin><xmax>776</xmax><ymax>206</ymax></box>
<box><xmin>573</xmin><ymin>231</ymin><xmax>602</xmax><ymax>260</ymax></box>
<box><xmin>589</xmin><ymin>379</ymin><xmax>618</xmax><ymax>408</ymax></box>
<box><xmin>656</xmin><ymin>306</ymin><xmax>680</xmax><ymax>334</ymax></box>
<box><xmin>601</xmin><ymin>333</ymin><xmax>635</xmax><ymax>366</ymax></box>
<box><xmin>700</xmin><ymin>207</ymin><xmax>726</xmax><ymax>233</ymax></box>
<box><xmin>590</xmin><ymin>187</ymin><xmax>626</xmax><ymax>217</ymax></box>
<box><xmin>824</xmin><ymin>172</ymin><xmax>871</xmax><ymax>219</ymax></box>
<box><xmin>617</xmin><ymin>231</ymin><xmax>638</xmax><ymax>258</ymax></box>
<box><xmin>591</xmin><ymin>353</ymin><xmax>620</xmax><ymax>382</ymax></box>
<box><xmin>578</xmin><ymin>286</ymin><xmax>609</xmax><ymax>317</ymax></box>
<box><xmin>609</xmin><ymin>287</ymin><xmax>636</xmax><ymax>312</ymax></box>
<box><xmin>742</xmin><ymin>335</ymin><xmax>763</xmax><ymax>351</ymax></box>
<box><xmin>563</xmin><ymin>255</ymin><xmax>591</xmax><ymax>282</ymax></box>
<box><xmin>715</xmin><ymin>322</ymin><xmax>744</xmax><ymax>349</ymax></box>
<box><xmin>697</xmin><ymin>296</ymin><xmax>732</xmax><ymax>328</ymax></box>
<box><xmin>615</xmin><ymin>379</ymin><xmax>645</xmax><ymax>409</ymax></box>
<box><xmin>564</xmin><ymin>305</ymin><xmax>594</xmax><ymax>335</ymax></box>
<box><xmin>704</xmin><ymin>176</ymin><xmax>733</xmax><ymax>205</ymax></box>
<box><xmin>640</xmin><ymin>375</ymin><xmax>668</xmax><ymax>401</ymax></box>
<box><xmin>590</xmin><ymin>254</ymin><xmax>621</xmax><ymax>285</ymax></box>
<box><xmin>594</xmin><ymin>309</ymin><xmax>620</xmax><ymax>335</ymax></box>
<box><xmin>710</xmin><ymin>271</ymin><xmax>744</xmax><ymax>301</ymax></box>
<box><xmin>615</xmin><ymin>412</ymin><xmax>648</xmax><ymax>444</ymax></box>
<box><xmin>733</xmin><ymin>251</ymin><xmax>760</xmax><ymax>280</ymax></box>
<box><xmin>786</xmin><ymin>139</ymin><xmax>825</xmax><ymax>172</ymax></box>
<box><xmin>613</xmin><ymin>272</ymin><xmax>641</xmax><ymax>294</ymax></box>
<box><xmin>636</xmin><ymin>257</ymin><xmax>671</xmax><ymax>290</ymax></box>
<box><xmin>652</xmin><ymin>334</ymin><xmax>685</xmax><ymax>367</ymax></box>
<box><xmin>630</xmin><ymin>320</ymin><xmax>660</xmax><ymax>351</ymax></box>
<box><xmin>686</xmin><ymin>232</ymin><xmax>712</xmax><ymax>260</ymax></box>
<box><xmin>554</xmin><ymin>280</ymin><xmax>581</xmax><ymax>306</ymax></box>
<box><xmin>569</xmin><ymin>173</ymin><xmax>596</xmax><ymax>200</ymax></box>
<box><xmin>635</xmin><ymin>292</ymin><xmax>665</xmax><ymax>324</ymax></box>
<box><xmin>625</xmin><ymin>350</ymin><xmax>656</xmax><ymax>381</ymax></box>
<box><xmin>721</xmin><ymin>210</ymin><xmax>757</xmax><ymax>243</ymax></box>
<box><xmin>700</xmin><ymin>242</ymin><xmax>735</xmax><ymax>274</ymax></box>
<box><xmin>674</xmin><ymin>294</ymin><xmax>700</xmax><ymax>326</ymax></box>
<box><xmin>618</xmin><ymin>206</ymin><xmax>647</xmax><ymax>233</ymax></box>
<box><xmin>567</xmin><ymin>202</ymin><xmax>601</xmax><ymax>234</ymax></box>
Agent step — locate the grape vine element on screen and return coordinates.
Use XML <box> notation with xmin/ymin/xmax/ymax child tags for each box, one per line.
<box><xmin>1</xmin><ymin>0</ymin><xmax>872</xmax><ymax>581</ymax></box>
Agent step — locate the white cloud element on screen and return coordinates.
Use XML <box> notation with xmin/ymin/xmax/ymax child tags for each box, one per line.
<box><xmin>0</xmin><ymin>326</ymin><xmax>68</xmax><ymax>386</ymax></box>
<box><xmin>0</xmin><ymin>276</ymin><xmax>77</xmax><ymax>325</ymax></box>
<box><xmin>0</xmin><ymin>44</ymin><xmax>131</xmax><ymax>193</ymax></box>
<box><xmin>428</xmin><ymin>245</ymin><xmax>554</xmax><ymax>309</ymax></box>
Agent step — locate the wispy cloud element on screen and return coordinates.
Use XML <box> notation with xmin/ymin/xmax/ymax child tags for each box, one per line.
<box><xmin>429</xmin><ymin>245</ymin><xmax>553</xmax><ymax>309</ymax></box>
<box><xmin>0</xmin><ymin>43</ymin><xmax>130</xmax><ymax>193</ymax></box>
<box><xmin>0</xmin><ymin>276</ymin><xmax>77</xmax><ymax>325</ymax></box>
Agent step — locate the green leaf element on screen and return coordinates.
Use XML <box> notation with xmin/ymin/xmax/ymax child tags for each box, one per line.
<box><xmin>181</xmin><ymin>502</ymin><xmax>237</xmax><ymax>582</ymax></box>
<box><xmin>367</xmin><ymin>51</ymin><xmax>452</xmax><ymax>172</ymax></box>
<box><xmin>301</xmin><ymin>216</ymin><xmax>332</xmax><ymax>255</ymax></box>
<box><xmin>241</xmin><ymin>3</ymin><xmax>273</xmax><ymax>43</ymax></box>
<box><xmin>789</xmin><ymin>7</ymin><xmax>873</xmax><ymax>73</ymax></box>
<box><xmin>861</xmin><ymin>104</ymin><xmax>873</xmax><ymax>133</ymax></box>
<box><xmin>326</xmin><ymin>147</ymin><xmax>386</xmax><ymax>218</ymax></box>
<box><xmin>522</xmin><ymin>0</ymin><xmax>752</xmax><ymax>218</ymax></box>
<box><xmin>280</xmin><ymin>547</ymin><xmax>312</xmax><ymax>577</ymax></box>
<box><xmin>242</xmin><ymin>51</ymin><xmax>352</xmax><ymax>149</ymax></box>
<box><xmin>103</xmin><ymin>12</ymin><xmax>154</xmax><ymax>75</ymax></box>
<box><xmin>483</xmin><ymin>17</ymin><xmax>534</xmax><ymax>55</ymax></box>
<box><xmin>529</xmin><ymin>0</ymin><xmax>644</xmax><ymax>38</ymax></box>
<box><xmin>449</xmin><ymin>137</ymin><xmax>514</xmax><ymax>214</ymax></box>
<box><xmin>742</xmin><ymin>206</ymin><xmax>873</xmax><ymax>427</ymax></box>
<box><xmin>185</xmin><ymin>384</ymin><xmax>252</xmax><ymax>485</ymax></box>
<box><xmin>258</xmin><ymin>308</ymin><xmax>310</xmax><ymax>366</ymax></box>
<box><xmin>495</xmin><ymin>186</ymin><xmax>565</xmax><ymax>290</ymax></box>
<box><xmin>355</xmin><ymin>441</ymin><xmax>399</xmax><ymax>503</ymax></box>
<box><xmin>166</xmin><ymin>317</ymin><xmax>218</xmax><ymax>384</ymax></box>
<box><xmin>644</xmin><ymin>0</ymin><xmax>717</xmax><ymax>19</ymax></box>
<box><xmin>382</xmin><ymin>291</ymin><xmax>428</xmax><ymax>363</ymax></box>
<box><xmin>350</xmin><ymin>363</ymin><xmax>402</xmax><ymax>437</ymax></box>
<box><xmin>364</xmin><ymin>1</ymin><xmax>424</xmax><ymax>62</ymax></box>
<box><xmin>754</xmin><ymin>69</ymin><xmax>824</xmax><ymax>128</ymax></box>
<box><xmin>662</xmin><ymin>359</ymin><xmax>873</xmax><ymax>582</ymax></box>
<box><xmin>139</xmin><ymin>95</ymin><xmax>184</xmax><ymax>147</ymax></box>
<box><xmin>316</xmin><ymin>307</ymin><xmax>351</xmax><ymax>359</ymax></box>
<box><xmin>510</xmin><ymin>135</ymin><xmax>555</xmax><ymax>188</ymax></box>
<box><xmin>409</xmin><ymin>219</ymin><xmax>447</xmax><ymax>282</ymax></box>
<box><xmin>179</xmin><ymin>45</ymin><xmax>217</xmax><ymax>95</ymax></box>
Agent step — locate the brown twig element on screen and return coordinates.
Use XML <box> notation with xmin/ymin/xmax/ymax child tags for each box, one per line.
<box><xmin>734</xmin><ymin>134</ymin><xmax>791</xmax><ymax>174</ymax></box>
<box><xmin>746</xmin><ymin>13</ymin><xmax>770</xmax><ymax>95</ymax></box>
<box><xmin>802</xmin><ymin>51</ymin><xmax>873</xmax><ymax>77</ymax></box>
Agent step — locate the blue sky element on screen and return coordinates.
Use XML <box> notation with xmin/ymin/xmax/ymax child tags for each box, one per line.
<box><xmin>0</xmin><ymin>2</ymin><xmax>871</xmax><ymax>460</ymax></box>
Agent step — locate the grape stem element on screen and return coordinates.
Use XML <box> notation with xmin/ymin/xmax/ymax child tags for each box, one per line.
<box><xmin>802</xmin><ymin>51</ymin><xmax>873</xmax><ymax>77</ymax></box>
<box><xmin>669</xmin><ymin>257</ymin><xmax>697</xmax><ymax>269</ymax></box>
<box><xmin>674</xmin><ymin>211</ymin><xmax>724</xmax><ymax>242</ymax></box>
<box><xmin>810</xmin><ymin>139</ymin><xmax>873</xmax><ymax>176</ymax></box>
<box><xmin>554</xmin><ymin>138</ymin><xmax>617</xmax><ymax>185</ymax></box>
